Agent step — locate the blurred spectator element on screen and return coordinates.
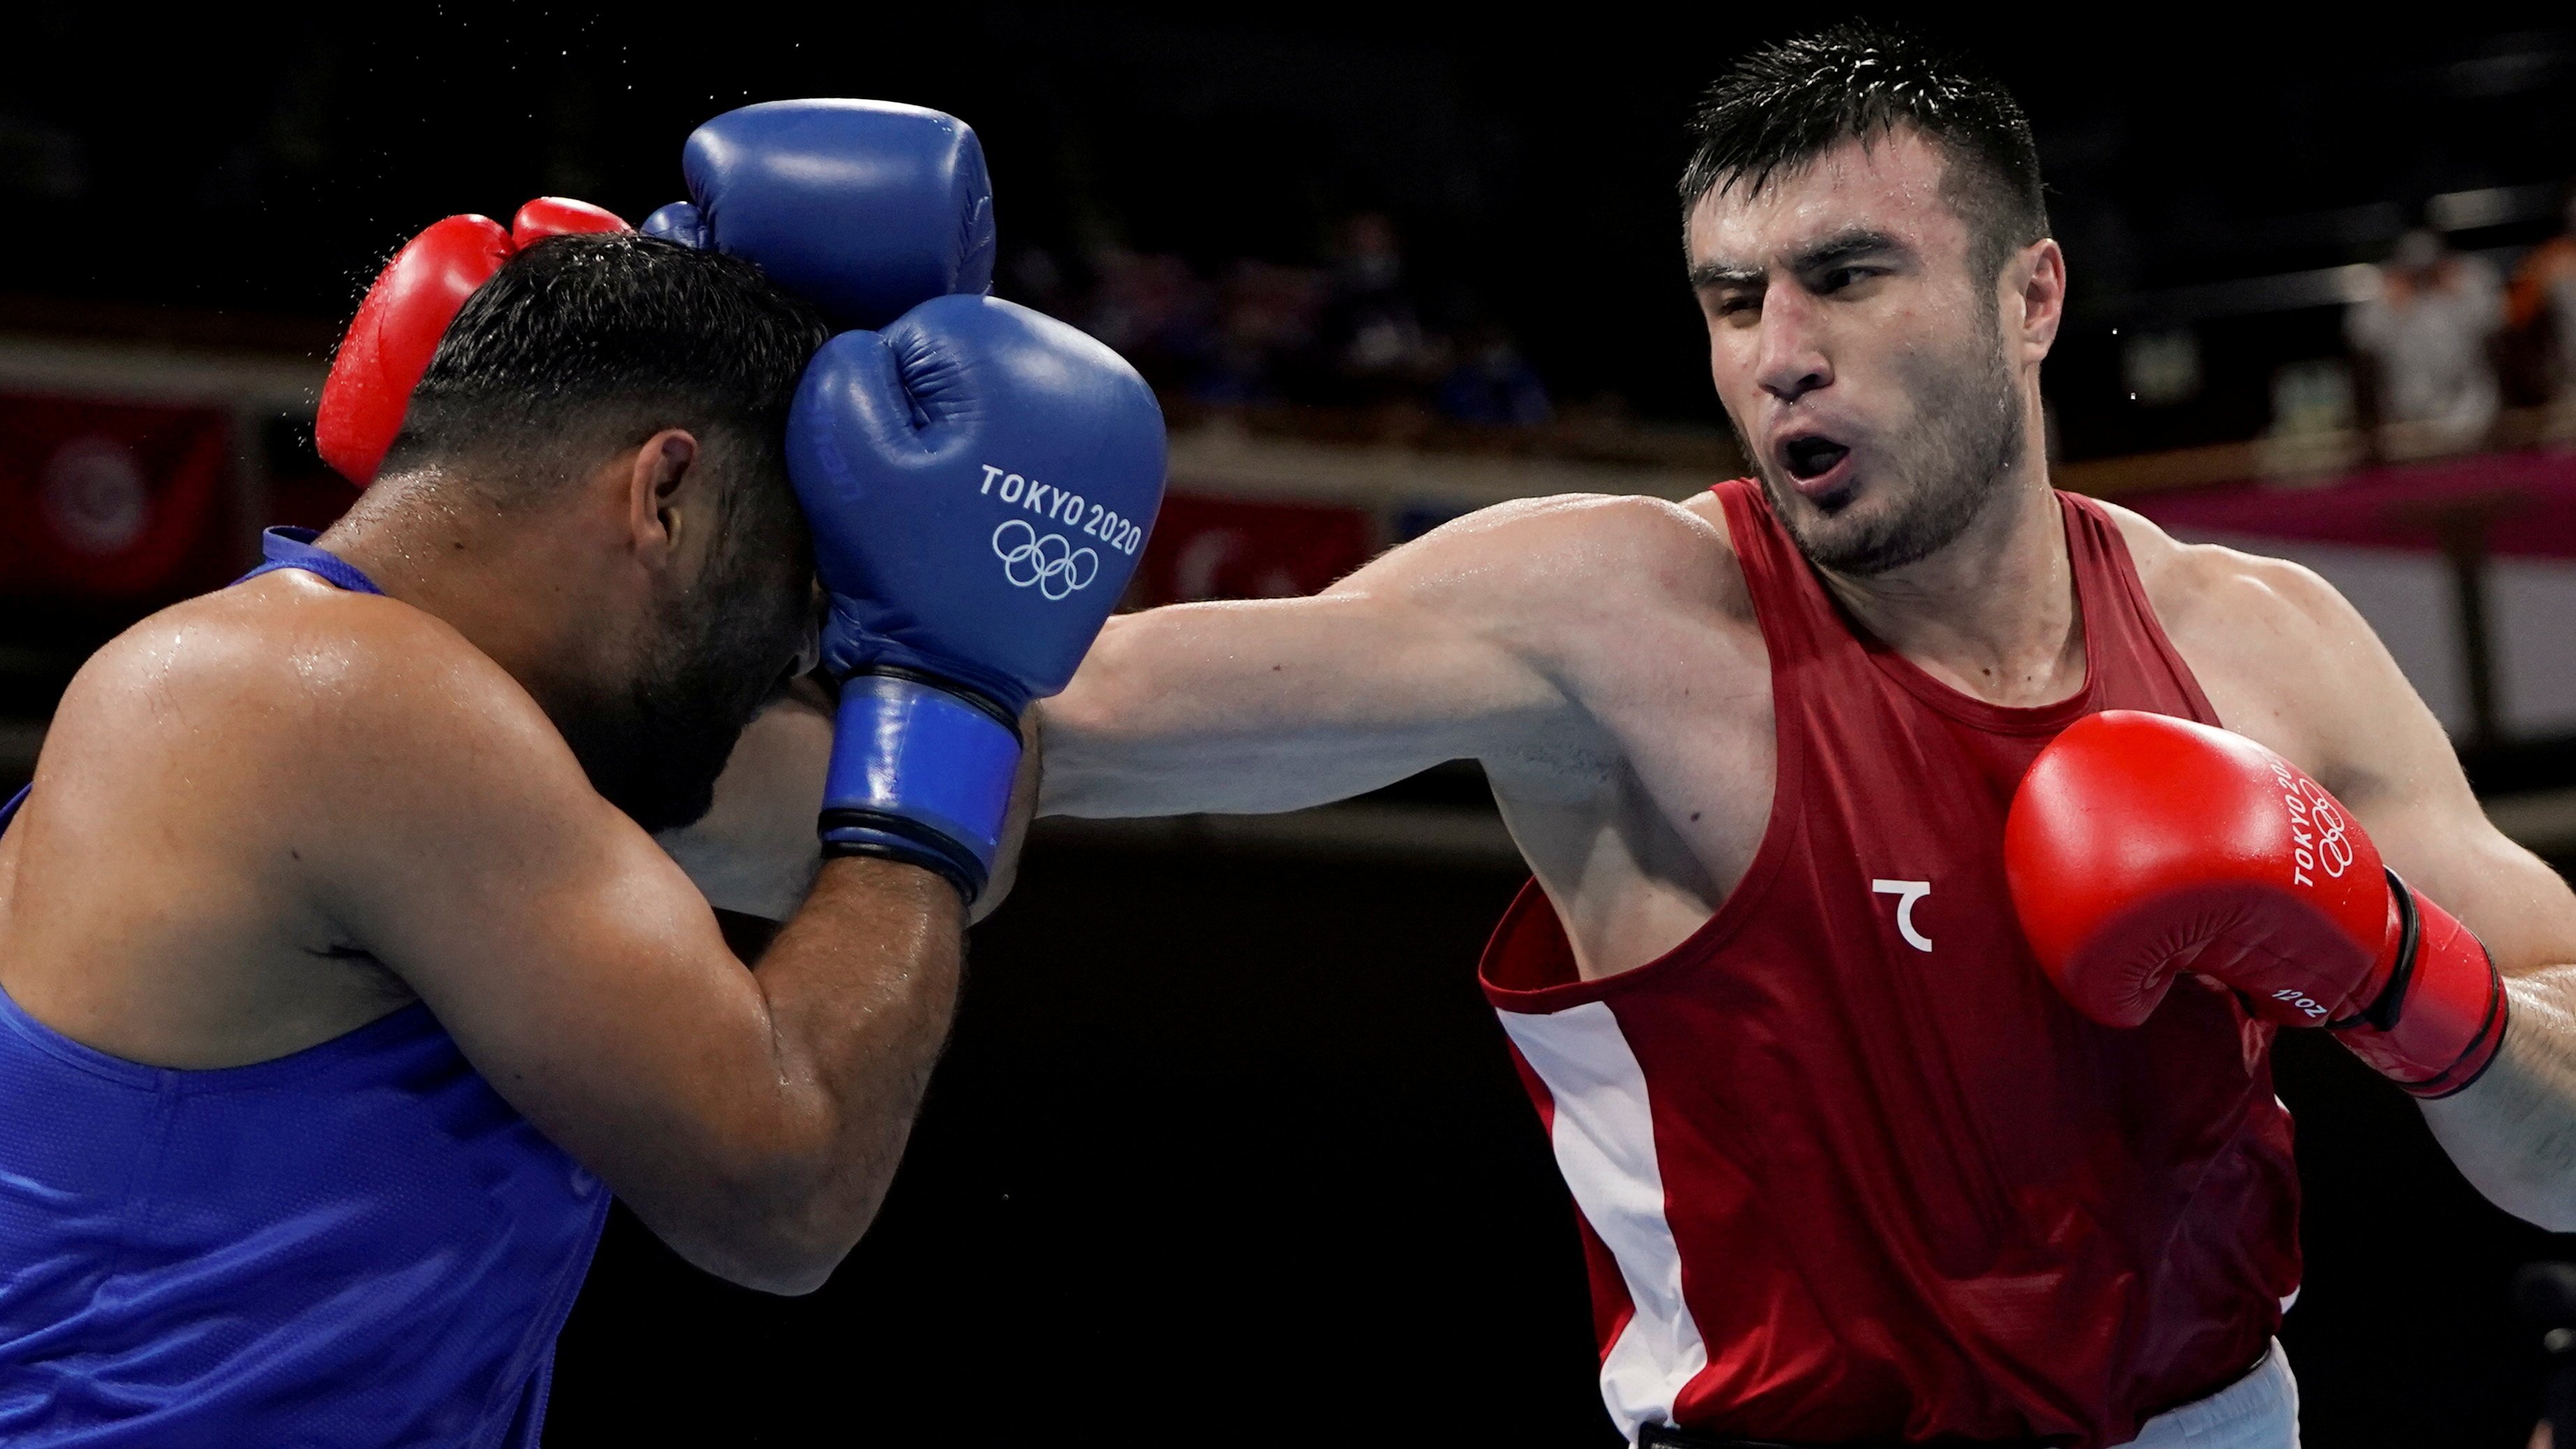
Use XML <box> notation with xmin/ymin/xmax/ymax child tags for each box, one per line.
<box><xmin>1195</xmin><ymin>259</ymin><xmax>1326</xmax><ymax>406</ymax></box>
<box><xmin>1079</xmin><ymin>246</ymin><xmax>1217</xmax><ymax>394</ymax></box>
<box><xmin>2346</xmin><ymin>228</ymin><xmax>2504</xmax><ymax>459</ymax></box>
<box><xmin>1040</xmin><ymin>211</ymin><xmax>1556</xmax><ymax>426</ymax></box>
<box><xmin>2504</xmin><ymin>185</ymin><xmax>2576</xmax><ymax>431</ymax></box>
<box><xmin>1436</xmin><ymin>322</ymin><xmax>1553</xmax><ymax>426</ymax></box>
<box><xmin>2258</xmin><ymin>358</ymin><xmax>2363</xmax><ymax>477</ymax></box>
<box><xmin>1317</xmin><ymin>213</ymin><xmax>1441</xmax><ymax>403</ymax></box>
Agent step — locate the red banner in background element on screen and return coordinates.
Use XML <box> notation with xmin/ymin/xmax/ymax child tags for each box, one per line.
<box><xmin>1128</xmin><ymin>493</ymin><xmax>1375</xmax><ymax>606</ymax></box>
<box><xmin>2128</xmin><ymin>448</ymin><xmax>2576</xmax><ymax>558</ymax></box>
<box><xmin>0</xmin><ymin>394</ymin><xmax>233</xmax><ymax>598</ymax></box>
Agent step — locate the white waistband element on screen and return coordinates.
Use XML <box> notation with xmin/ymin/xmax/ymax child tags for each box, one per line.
<box><xmin>2122</xmin><ymin>1339</ymin><xmax>2298</xmax><ymax>1448</ymax></box>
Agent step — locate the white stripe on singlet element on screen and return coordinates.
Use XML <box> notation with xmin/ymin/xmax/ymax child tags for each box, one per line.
<box><xmin>1497</xmin><ymin>1001</ymin><xmax>1706</xmax><ymax>1441</ymax></box>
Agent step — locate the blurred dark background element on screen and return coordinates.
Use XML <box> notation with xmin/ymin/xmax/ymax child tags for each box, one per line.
<box><xmin>3</xmin><ymin>6</ymin><xmax>2576</xmax><ymax>1444</ymax></box>
<box><xmin>2</xmin><ymin>8</ymin><xmax>2572</xmax><ymax>446</ymax></box>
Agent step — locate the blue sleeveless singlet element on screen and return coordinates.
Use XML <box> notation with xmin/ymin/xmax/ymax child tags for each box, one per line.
<box><xmin>0</xmin><ymin>528</ymin><xmax>612</xmax><ymax>1446</ymax></box>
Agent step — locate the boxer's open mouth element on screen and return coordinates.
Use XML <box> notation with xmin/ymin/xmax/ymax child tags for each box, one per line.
<box><xmin>1778</xmin><ymin>434</ymin><xmax>1854</xmax><ymax>502</ymax></box>
<box><xmin>1782</xmin><ymin>436</ymin><xmax>1849</xmax><ymax>480</ymax></box>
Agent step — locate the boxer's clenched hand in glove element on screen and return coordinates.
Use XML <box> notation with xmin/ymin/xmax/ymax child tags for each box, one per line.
<box><xmin>2008</xmin><ymin>710</ymin><xmax>2506</xmax><ymax>1098</ymax></box>
<box><xmin>789</xmin><ymin>294</ymin><xmax>1163</xmax><ymax>903</ymax></box>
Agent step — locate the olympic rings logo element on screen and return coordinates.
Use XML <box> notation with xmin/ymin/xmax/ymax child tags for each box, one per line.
<box><xmin>2271</xmin><ymin>754</ymin><xmax>2355</xmax><ymax>889</ymax></box>
<box><xmin>992</xmin><ymin>519</ymin><xmax>1100</xmax><ymax>601</ymax></box>
<box><xmin>2302</xmin><ymin>780</ymin><xmax>2355</xmax><ymax>878</ymax></box>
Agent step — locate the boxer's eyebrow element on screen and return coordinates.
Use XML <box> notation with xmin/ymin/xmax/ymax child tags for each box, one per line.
<box><xmin>1689</xmin><ymin>228</ymin><xmax>1905</xmax><ymax>292</ymax></box>
<box><xmin>1789</xmin><ymin>228</ymin><xmax>1906</xmax><ymax>274</ymax></box>
<box><xmin>1687</xmin><ymin>259</ymin><xmax>1764</xmax><ymax>292</ymax></box>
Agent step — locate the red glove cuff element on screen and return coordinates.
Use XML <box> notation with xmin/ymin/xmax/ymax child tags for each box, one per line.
<box><xmin>2332</xmin><ymin>873</ymin><xmax>2508</xmax><ymax>1098</ymax></box>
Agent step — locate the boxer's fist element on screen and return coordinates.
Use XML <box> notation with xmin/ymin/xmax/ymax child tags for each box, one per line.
<box><xmin>792</xmin><ymin>295</ymin><xmax>1165</xmax><ymax>706</ymax></box>
<box><xmin>641</xmin><ymin>99</ymin><xmax>995</xmax><ymax>330</ymax></box>
<box><xmin>318</xmin><ymin>198</ymin><xmax>629</xmax><ymax>485</ymax></box>
<box><xmin>2006</xmin><ymin>711</ymin><xmax>2506</xmax><ymax>1097</ymax></box>
<box><xmin>790</xmin><ymin>294</ymin><xmax>1163</xmax><ymax>898</ymax></box>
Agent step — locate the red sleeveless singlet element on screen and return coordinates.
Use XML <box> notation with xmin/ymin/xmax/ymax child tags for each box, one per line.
<box><xmin>1478</xmin><ymin>480</ymin><xmax>2300</xmax><ymax>1446</ymax></box>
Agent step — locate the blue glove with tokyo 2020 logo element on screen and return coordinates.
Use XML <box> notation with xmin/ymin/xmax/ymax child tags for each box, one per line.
<box><xmin>787</xmin><ymin>293</ymin><xmax>1167</xmax><ymax>900</ymax></box>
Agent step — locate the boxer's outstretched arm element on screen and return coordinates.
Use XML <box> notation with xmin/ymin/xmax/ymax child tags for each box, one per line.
<box><xmin>2163</xmin><ymin>541</ymin><xmax>2576</xmax><ymax>1229</ymax></box>
<box><xmin>1042</xmin><ymin>496</ymin><xmax>1692</xmax><ymax>817</ymax></box>
<box><xmin>656</xmin><ymin>679</ymin><xmax>1037</xmax><ymax>926</ymax></box>
<box><xmin>304</xmin><ymin>614</ymin><xmax>968</xmax><ymax>1294</ymax></box>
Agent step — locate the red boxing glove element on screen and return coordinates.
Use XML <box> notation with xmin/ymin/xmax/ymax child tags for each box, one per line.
<box><xmin>316</xmin><ymin>198</ymin><xmax>629</xmax><ymax>486</ymax></box>
<box><xmin>508</xmin><ymin>195</ymin><xmax>628</xmax><ymax>248</ymax></box>
<box><xmin>2005</xmin><ymin>710</ymin><xmax>2507</xmax><ymax>1098</ymax></box>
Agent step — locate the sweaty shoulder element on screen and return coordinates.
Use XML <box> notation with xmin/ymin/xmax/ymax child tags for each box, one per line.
<box><xmin>46</xmin><ymin>574</ymin><xmax>583</xmax><ymax>858</ymax></box>
<box><xmin>1373</xmin><ymin>490</ymin><xmax>1755</xmax><ymax>639</ymax></box>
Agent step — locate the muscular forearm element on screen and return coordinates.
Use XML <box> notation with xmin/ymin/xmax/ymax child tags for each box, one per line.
<box><xmin>1040</xmin><ymin>703</ymin><xmax>1435</xmax><ymax>817</ymax></box>
<box><xmin>2425</xmin><ymin>965</ymin><xmax>2576</xmax><ymax>1231</ymax></box>
<box><xmin>1041</xmin><ymin>606</ymin><xmax>1497</xmax><ymax>819</ymax></box>
<box><xmin>677</xmin><ymin>856</ymin><xmax>963</xmax><ymax>1292</ymax></box>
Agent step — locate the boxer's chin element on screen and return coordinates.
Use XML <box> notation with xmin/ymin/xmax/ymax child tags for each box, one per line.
<box><xmin>553</xmin><ymin>690</ymin><xmax>743</xmax><ymax>834</ymax></box>
<box><xmin>556</xmin><ymin>612</ymin><xmax>785</xmax><ymax>833</ymax></box>
<box><xmin>1759</xmin><ymin>465</ymin><xmax>1907</xmax><ymax>575</ymax></box>
<box><xmin>577</xmin><ymin>544</ymin><xmax>812</xmax><ymax>833</ymax></box>
<box><xmin>1762</xmin><ymin>432</ymin><xmax>2018</xmax><ymax>578</ymax></box>
<box><xmin>1786</xmin><ymin>486</ymin><xmax>1976</xmax><ymax>577</ymax></box>
<box><xmin>603</xmin><ymin>773</ymin><xmax>723</xmax><ymax>835</ymax></box>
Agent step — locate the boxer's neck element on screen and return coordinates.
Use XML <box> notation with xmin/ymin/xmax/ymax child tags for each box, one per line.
<box><xmin>1813</xmin><ymin>406</ymin><xmax>2080</xmax><ymax>710</ymax></box>
<box><xmin>318</xmin><ymin>472</ymin><xmax>644</xmax><ymax>715</ymax></box>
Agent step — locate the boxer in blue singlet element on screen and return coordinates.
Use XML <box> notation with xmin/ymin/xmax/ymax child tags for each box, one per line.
<box><xmin>0</xmin><ymin>237</ymin><xmax>994</xmax><ymax>1444</ymax></box>
<box><xmin>0</xmin><ymin>531</ymin><xmax>613</xmax><ymax>1445</ymax></box>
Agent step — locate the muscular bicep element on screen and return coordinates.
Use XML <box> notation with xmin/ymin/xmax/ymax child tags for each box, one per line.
<box><xmin>2322</xmin><ymin>647</ymin><xmax>2576</xmax><ymax>981</ymax></box>
<box><xmin>1043</xmin><ymin>593</ymin><xmax>1555</xmax><ymax>815</ymax></box>
<box><xmin>1039</xmin><ymin>495</ymin><xmax>1676</xmax><ymax>818</ymax></box>
<box><xmin>307</xmin><ymin>649</ymin><xmax>791</xmax><ymax>1208</ymax></box>
<box><xmin>2175</xmin><ymin>542</ymin><xmax>2576</xmax><ymax>975</ymax></box>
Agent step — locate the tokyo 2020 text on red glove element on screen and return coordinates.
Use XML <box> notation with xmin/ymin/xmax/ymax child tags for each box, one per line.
<box><xmin>2005</xmin><ymin>709</ymin><xmax>2507</xmax><ymax>1097</ymax></box>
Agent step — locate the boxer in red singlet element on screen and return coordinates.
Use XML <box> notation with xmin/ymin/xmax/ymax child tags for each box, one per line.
<box><xmin>706</xmin><ymin>24</ymin><xmax>2576</xmax><ymax>1448</ymax></box>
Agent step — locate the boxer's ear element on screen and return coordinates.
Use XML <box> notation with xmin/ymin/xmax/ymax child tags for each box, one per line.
<box><xmin>621</xmin><ymin>428</ymin><xmax>704</xmax><ymax>575</ymax></box>
<box><xmin>2009</xmin><ymin>238</ymin><xmax>2067</xmax><ymax>364</ymax></box>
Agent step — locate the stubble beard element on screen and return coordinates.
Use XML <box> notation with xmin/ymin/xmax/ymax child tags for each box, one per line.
<box><xmin>1756</xmin><ymin>313</ymin><xmax>2027</xmax><ymax>579</ymax></box>
<box><xmin>554</xmin><ymin>543</ymin><xmax>808</xmax><ymax>834</ymax></box>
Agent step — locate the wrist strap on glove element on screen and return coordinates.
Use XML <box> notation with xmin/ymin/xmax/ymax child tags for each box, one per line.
<box><xmin>817</xmin><ymin>671</ymin><xmax>1021</xmax><ymax>904</ymax></box>
<box><xmin>2332</xmin><ymin>869</ymin><xmax>2509</xmax><ymax>1098</ymax></box>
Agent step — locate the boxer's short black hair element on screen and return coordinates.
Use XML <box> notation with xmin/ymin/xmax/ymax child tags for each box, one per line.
<box><xmin>388</xmin><ymin>232</ymin><xmax>830</xmax><ymax>516</ymax></box>
<box><xmin>1678</xmin><ymin>23</ymin><xmax>2049</xmax><ymax>282</ymax></box>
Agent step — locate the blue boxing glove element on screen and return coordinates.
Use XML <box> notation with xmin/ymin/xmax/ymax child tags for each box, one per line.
<box><xmin>641</xmin><ymin>98</ymin><xmax>995</xmax><ymax>329</ymax></box>
<box><xmin>792</xmin><ymin>295</ymin><xmax>1166</xmax><ymax>898</ymax></box>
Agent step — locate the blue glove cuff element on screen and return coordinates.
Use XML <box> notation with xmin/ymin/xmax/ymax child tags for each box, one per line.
<box><xmin>818</xmin><ymin>674</ymin><xmax>1021</xmax><ymax>900</ymax></box>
